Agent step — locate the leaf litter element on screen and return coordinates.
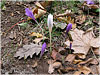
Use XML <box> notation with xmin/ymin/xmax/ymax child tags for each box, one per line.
<box><xmin>14</xmin><ymin>43</ymin><xmax>47</xmax><ymax>59</ymax></box>
<box><xmin>65</xmin><ymin>28</ymin><xmax>100</xmax><ymax>55</ymax></box>
<box><xmin>1</xmin><ymin>1</ymin><xmax>100</xmax><ymax>74</ymax></box>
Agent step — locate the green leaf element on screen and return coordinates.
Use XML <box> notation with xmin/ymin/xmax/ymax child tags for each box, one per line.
<box><xmin>96</xmin><ymin>8</ymin><xmax>100</xmax><ymax>12</ymax></box>
<box><xmin>18</xmin><ymin>22</ymin><xmax>28</xmax><ymax>28</ymax></box>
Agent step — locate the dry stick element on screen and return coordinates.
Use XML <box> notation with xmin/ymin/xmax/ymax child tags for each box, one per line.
<box><xmin>7</xmin><ymin>19</ymin><xmax>26</xmax><ymax>32</ymax></box>
<box><xmin>91</xmin><ymin>47</ymin><xmax>99</xmax><ymax>63</ymax></box>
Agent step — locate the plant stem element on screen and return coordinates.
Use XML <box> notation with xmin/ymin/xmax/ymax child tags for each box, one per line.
<box><xmin>35</xmin><ymin>20</ymin><xmax>44</xmax><ymax>40</ymax></box>
<box><xmin>49</xmin><ymin>29</ymin><xmax>52</xmax><ymax>54</ymax></box>
<box><xmin>91</xmin><ymin>47</ymin><xmax>99</xmax><ymax>63</ymax></box>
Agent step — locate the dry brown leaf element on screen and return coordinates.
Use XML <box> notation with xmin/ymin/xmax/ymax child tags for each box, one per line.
<box><xmin>48</xmin><ymin>60</ymin><xmax>61</xmax><ymax>74</ymax></box>
<box><xmin>29</xmin><ymin>32</ymin><xmax>42</xmax><ymax>38</ymax></box>
<box><xmin>9</xmin><ymin>31</ymin><xmax>16</xmax><ymax>39</ymax></box>
<box><xmin>28</xmin><ymin>2</ymin><xmax>47</xmax><ymax>20</ymax></box>
<box><xmin>74</xmin><ymin>66</ymin><xmax>91</xmax><ymax>75</ymax></box>
<box><xmin>52</xmin><ymin>62</ymin><xmax>62</xmax><ymax>69</ymax></box>
<box><xmin>77</xmin><ymin>54</ymin><xmax>86</xmax><ymax>59</ymax></box>
<box><xmin>94</xmin><ymin>48</ymin><xmax>99</xmax><ymax>55</ymax></box>
<box><xmin>60</xmin><ymin>67</ymin><xmax>77</xmax><ymax>73</ymax></box>
<box><xmin>57</xmin><ymin>16</ymin><xmax>76</xmax><ymax>29</ymax></box>
<box><xmin>35</xmin><ymin>2</ymin><xmax>45</xmax><ymax>10</ymax></box>
<box><xmin>65</xmin><ymin>54</ymin><xmax>76</xmax><ymax>63</ymax></box>
<box><xmin>84</xmin><ymin>3</ymin><xmax>99</xmax><ymax>9</ymax></box>
<box><xmin>56</xmin><ymin>10</ymin><xmax>72</xmax><ymax>17</ymax></box>
<box><xmin>78</xmin><ymin>58</ymin><xmax>93</xmax><ymax>65</ymax></box>
<box><xmin>75</xmin><ymin>15</ymin><xmax>86</xmax><ymax>24</ymax></box>
<box><xmin>33</xmin><ymin>36</ymin><xmax>46</xmax><ymax>43</ymax></box>
<box><xmin>14</xmin><ymin>43</ymin><xmax>44</xmax><ymax>59</ymax></box>
<box><xmin>65</xmin><ymin>28</ymin><xmax>100</xmax><ymax>56</ymax></box>
<box><xmin>89</xmin><ymin>58</ymin><xmax>98</xmax><ymax>65</ymax></box>
<box><xmin>73</xmin><ymin>59</ymin><xmax>83</xmax><ymax>64</ymax></box>
<box><xmin>90</xmin><ymin>65</ymin><xmax>99</xmax><ymax>74</ymax></box>
<box><xmin>51</xmin><ymin>50</ymin><xmax>63</xmax><ymax>61</ymax></box>
<box><xmin>32</xmin><ymin>61</ymin><xmax>38</xmax><ymax>68</ymax></box>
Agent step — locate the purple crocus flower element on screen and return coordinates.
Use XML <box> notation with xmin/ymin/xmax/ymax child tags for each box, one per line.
<box><xmin>40</xmin><ymin>42</ymin><xmax>46</xmax><ymax>58</ymax></box>
<box><xmin>70</xmin><ymin>42</ymin><xmax>72</xmax><ymax>49</ymax></box>
<box><xmin>25</xmin><ymin>8</ymin><xmax>36</xmax><ymax>22</ymax></box>
<box><xmin>66</xmin><ymin>23</ymin><xmax>72</xmax><ymax>34</ymax></box>
<box><xmin>85</xmin><ymin>0</ymin><xmax>94</xmax><ymax>5</ymax></box>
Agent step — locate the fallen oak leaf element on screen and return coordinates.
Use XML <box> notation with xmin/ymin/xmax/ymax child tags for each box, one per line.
<box><xmin>14</xmin><ymin>43</ymin><xmax>47</xmax><ymax>59</ymax></box>
<box><xmin>65</xmin><ymin>28</ymin><xmax>100</xmax><ymax>56</ymax></box>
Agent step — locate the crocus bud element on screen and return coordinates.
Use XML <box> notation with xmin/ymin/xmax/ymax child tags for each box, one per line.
<box><xmin>85</xmin><ymin>0</ymin><xmax>94</xmax><ymax>5</ymax></box>
<box><xmin>40</xmin><ymin>42</ymin><xmax>46</xmax><ymax>58</ymax></box>
<box><xmin>66</xmin><ymin>23</ymin><xmax>72</xmax><ymax>34</ymax></box>
<box><xmin>47</xmin><ymin>14</ymin><xmax>53</xmax><ymax>32</ymax></box>
<box><xmin>70</xmin><ymin>42</ymin><xmax>72</xmax><ymax>50</ymax></box>
<box><xmin>25</xmin><ymin>8</ymin><xmax>36</xmax><ymax>22</ymax></box>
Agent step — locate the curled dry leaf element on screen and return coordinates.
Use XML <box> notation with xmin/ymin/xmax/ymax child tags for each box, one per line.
<box><xmin>74</xmin><ymin>66</ymin><xmax>91</xmax><ymax>75</ymax></box>
<box><xmin>57</xmin><ymin>16</ymin><xmax>76</xmax><ymax>29</ymax></box>
<box><xmin>29</xmin><ymin>32</ymin><xmax>46</xmax><ymax>43</ymax></box>
<box><xmin>94</xmin><ymin>48</ymin><xmax>99</xmax><ymax>55</ymax></box>
<box><xmin>33</xmin><ymin>36</ymin><xmax>46</xmax><ymax>43</ymax></box>
<box><xmin>14</xmin><ymin>43</ymin><xmax>46</xmax><ymax>59</ymax></box>
<box><xmin>78</xmin><ymin>58</ymin><xmax>98</xmax><ymax>65</ymax></box>
<box><xmin>83</xmin><ymin>3</ymin><xmax>99</xmax><ymax>9</ymax></box>
<box><xmin>60</xmin><ymin>67</ymin><xmax>77</xmax><ymax>73</ymax></box>
<box><xmin>65</xmin><ymin>54</ymin><xmax>76</xmax><ymax>63</ymax></box>
<box><xmin>73</xmin><ymin>59</ymin><xmax>83</xmax><ymax>64</ymax></box>
<box><xmin>77</xmin><ymin>54</ymin><xmax>86</xmax><ymax>59</ymax></box>
<box><xmin>56</xmin><ymin>10</ymin><xmax>72</xmax><ymax>17</ymax></box>
<box><xmin>48</xmin><ymin>60</ymin><xmax>62</xmax><ymax>74</ymax></box>
<box><xmin>51</xmin><ymin>50</ymin><xmax>63</xmax><ymax>61</ymax></box>
<box><xmin>28</xmin><ymin>2</ymin><xmax>47</xmax><ymax>20</ymax></box>
<box><xmin>29</xmin><ymin>32</ymin><xmax>42</xmax><ymax>38</ymax></box>
<box><xmin>65</xmin><ymin>28</ymin><xmax>100</xmax><ymax>56</ymax></box>
<box><xmin>75</xmin><ymin>15</ymin><xmax>86</xmax><ymax>24</ymax></box>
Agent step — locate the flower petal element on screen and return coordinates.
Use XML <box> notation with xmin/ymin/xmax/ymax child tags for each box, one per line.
<box><xmin>40</xmin><ymin>42</ymin><xmax>46</xmax><ymax>57</ymax></box>
<box><xmin>66</xmin><ymin>23</ymin><xmax>72</xmax><ymax>34</ymax></box>
<box><xmin>47</xmin><ymin>14</ymin><xmax>53</xmax><ymax>31</ymax></box>
<box><xmin>25</xmin><ymin>8</ymin><xmax>36</xmax><ymax>21</ymax></box>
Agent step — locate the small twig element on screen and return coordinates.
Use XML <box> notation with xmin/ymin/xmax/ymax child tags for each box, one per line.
<box><xmin>7</xmin><ymin>19</ymin><xmax>26</xmax><ymax>32</ymax></box>
<box><xmin>91</xmin><ymin>47</ymin><xmax>99</xmax><ymax>62</ymax></box>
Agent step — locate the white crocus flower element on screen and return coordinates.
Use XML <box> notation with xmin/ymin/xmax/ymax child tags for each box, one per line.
<box><xmin>47</xmin><ymin>14</ymin><xmax>53</xmax><ymax>54</ymax></box>
<box><xmin>47</xmin><ymin>14</ymin><xmax>53</xmax><ymax>32</ymax></box>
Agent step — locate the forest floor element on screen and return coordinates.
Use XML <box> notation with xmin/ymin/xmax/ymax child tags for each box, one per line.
<box><xmin>1</xmin><ymin>1</ymin><xmax>100</xmax><ymax>74</ymax></box>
